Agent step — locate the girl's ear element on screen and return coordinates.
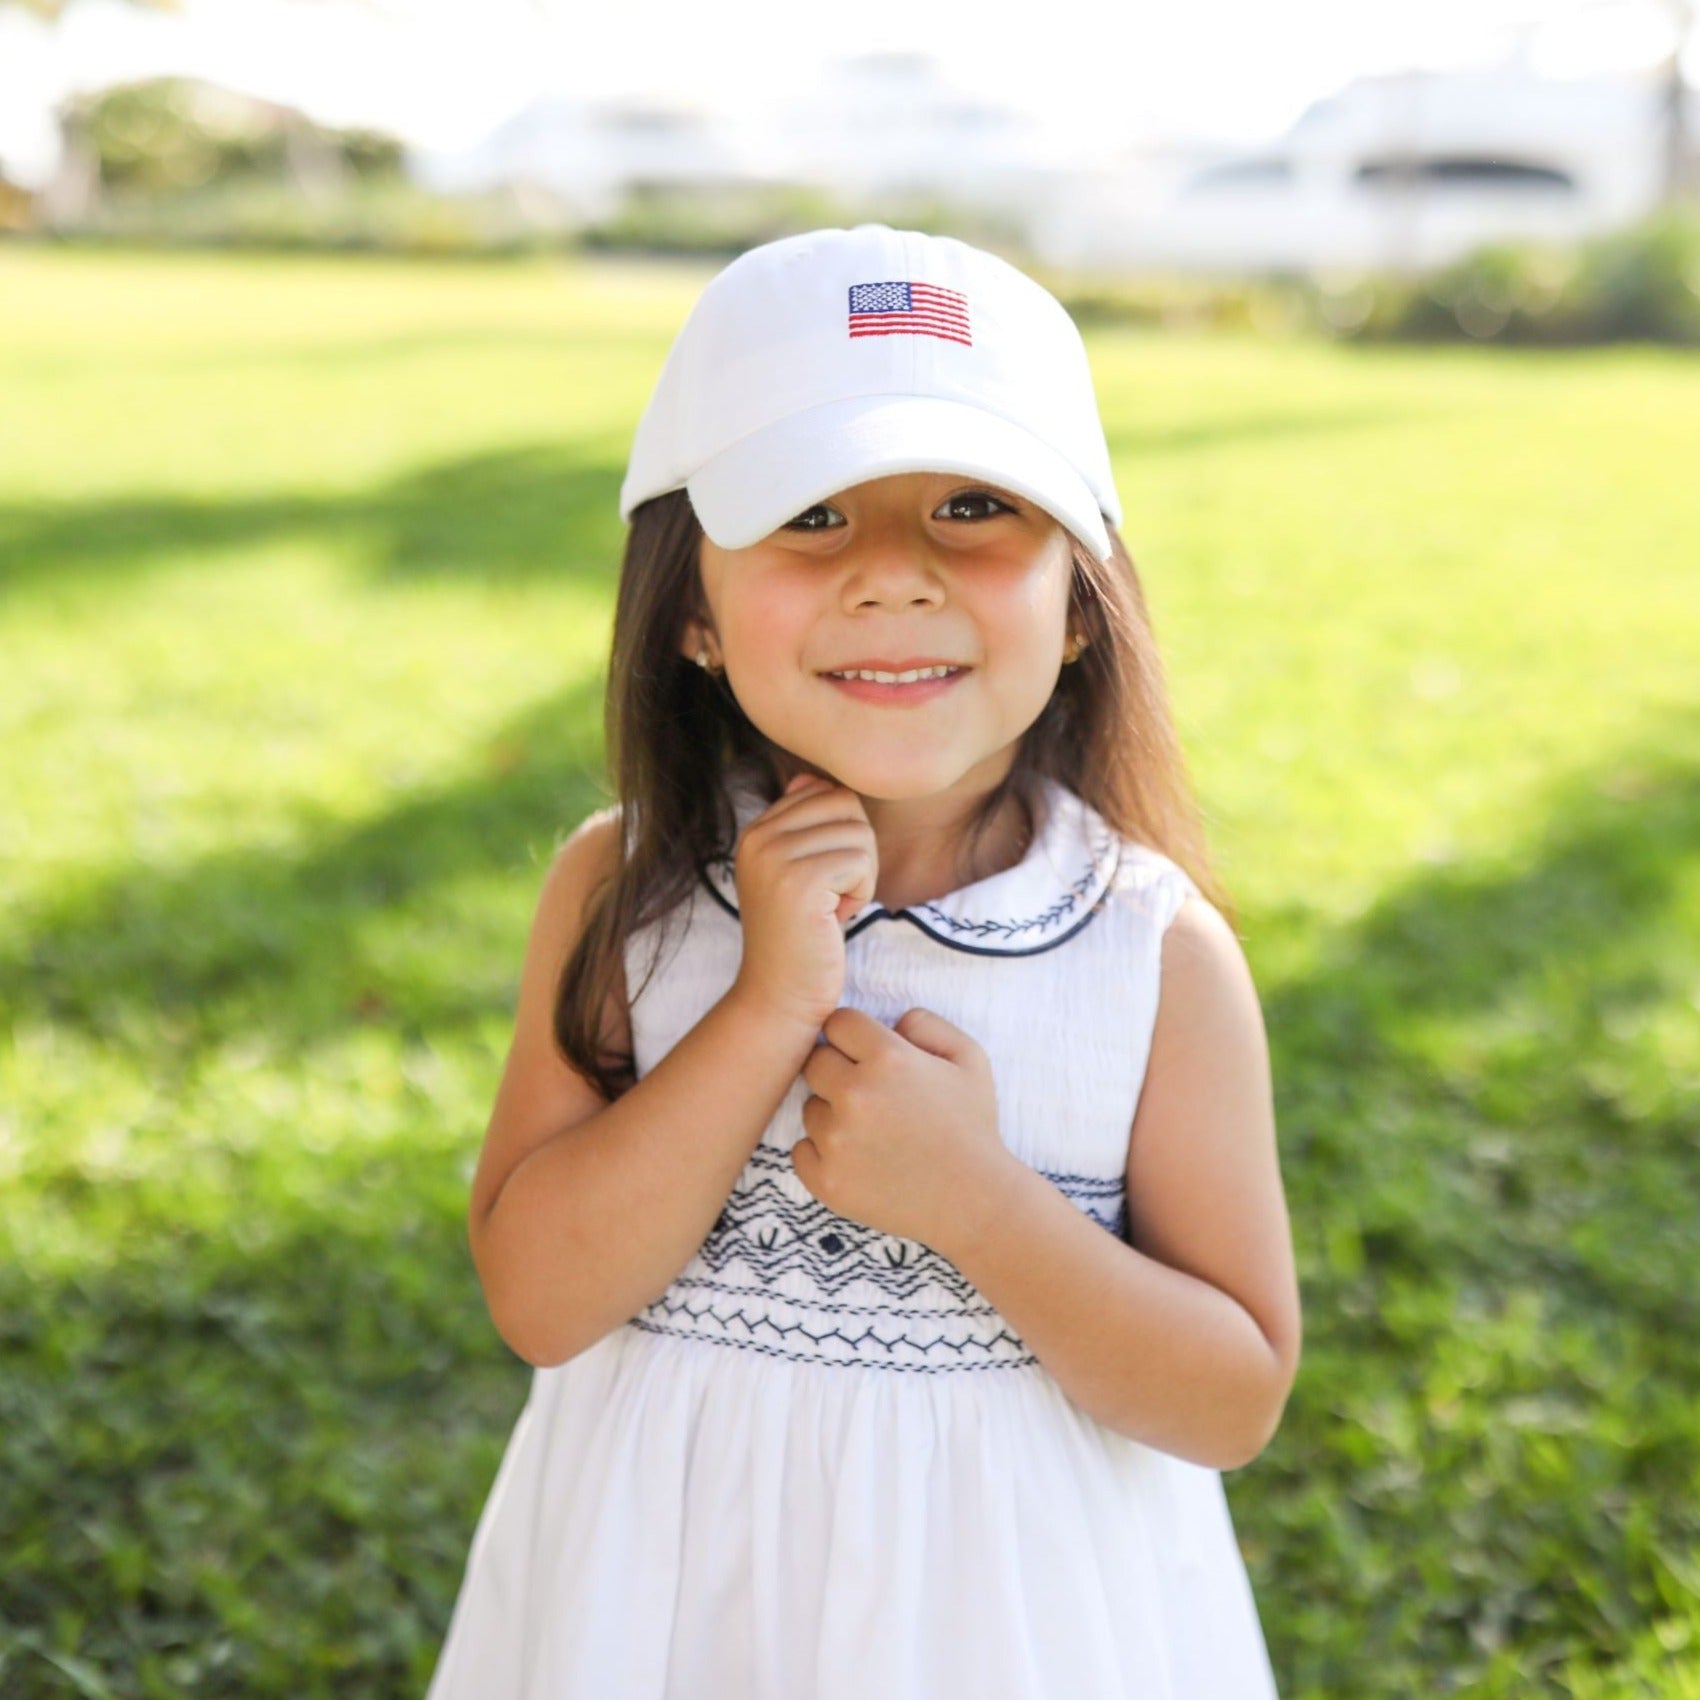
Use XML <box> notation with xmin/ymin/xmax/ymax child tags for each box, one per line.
<box><xmin>680</xmin><ymin>621</ymin><xmax>719</xmax><ymax>669</ymax></box>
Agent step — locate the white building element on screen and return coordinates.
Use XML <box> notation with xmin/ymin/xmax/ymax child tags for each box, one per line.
<box><xmin>408</xmin><ymin>94</ymin><xmax>750</xmax><ymax>224</ymax></box>
<box><xmin>1033</xmin><ymin>63</ymin><xmax>1697</xmax><ymax>275</ymax></box>
<box><xmin>766</xmin><ymin>51</ymin><xmax>1073</xmax><ymax>206</ymax></box>
<box><xmin>407</xmin><ymin>52</ymin><xmax>1075</xmax><ymax>236</ymax></box>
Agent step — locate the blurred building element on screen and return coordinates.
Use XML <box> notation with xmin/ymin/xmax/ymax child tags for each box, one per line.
<box><xmin>411</xmin><ymin>53</ymin><xmax>1699</xmax><ymax>275</ymax></box>
<box><xmin>766</xmin><ymin>52</ymin><xmax>1074</xmax><ymax>212</ymax></box>
<box><xmin>408</xmin><ymin>93</ymin><xmax>739</xmax><ymax>226</ymax></box>
<box><xmin>407</xmin><ymin>53</ymin><xmax>1069</xmax><ymax>231</ymax></box>
<box><xmin>1038</xmin><ymin>62</ymin><xmax>1700</xmax><ymax>274</ymax></box>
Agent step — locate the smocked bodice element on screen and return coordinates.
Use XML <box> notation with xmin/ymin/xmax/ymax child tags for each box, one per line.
<box><xmin>620</xmin><ymin>768</ymin><xmax>1199</xmax><ymax>1373</ymax></box>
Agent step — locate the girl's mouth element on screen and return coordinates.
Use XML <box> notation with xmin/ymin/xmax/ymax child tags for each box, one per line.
<box><xmin>820</xmin><ymin>666</ymin><xmax>970</xmax><ymax>705</ymax></box>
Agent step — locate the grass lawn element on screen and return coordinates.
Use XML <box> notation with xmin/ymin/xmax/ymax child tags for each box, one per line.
<box><xmin>1</xmin><ymin>242</ymin><xmax>1697</xmax><ymax>1698</ymax></box>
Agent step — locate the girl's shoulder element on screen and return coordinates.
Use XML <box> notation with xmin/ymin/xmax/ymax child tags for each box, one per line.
<box><xmin>548</xmin><ymin>801</ymin><xmax>626</xmax><ymax>884</ymax></box>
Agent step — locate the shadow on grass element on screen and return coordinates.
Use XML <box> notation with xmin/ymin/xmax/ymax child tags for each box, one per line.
<box><xmin>3</xmin><ymin>666</ymin><xmax>612</xmax><ymax>1064</ymax></box>
<box><xmin>1236</xmin><ymin>707</ymin><xmax>1700</xmax><ymax>1693</ymax></box>
<box><xmin>0</xmin><ymin>323</ymin><xmax>677</xmax><ymax>389</ymax></box>
<box><xmin>2</xmin><ymin>693</ymin><xmax>1698</xmax><ymax>1694</ymax></box>
<box><xmin>0</xmin><ymin>405</ymin><xmax>1451</xmax><ymax>612</ymax></box>
<box><xmin>0</xmin><ymin>1150</ymin><xmax>519</xmax><ymax>1696</ymax></box>
<box><xmin>0</xmin><ymin>442</ymin><xmax>633</xmax><ymax>601</ymax></box>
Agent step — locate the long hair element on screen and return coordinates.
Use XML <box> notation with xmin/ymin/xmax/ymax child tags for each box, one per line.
<box><xmin>555</xmin><ymin>487</ymin><xmax>1235</xmax><ymax>1101</ymax></box>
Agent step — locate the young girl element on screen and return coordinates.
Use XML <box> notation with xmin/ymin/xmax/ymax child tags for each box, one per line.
<box><xmin>424</xmin><ymin>223</ymin><xmax>1301</xmax><ymax>1699</ymax></box>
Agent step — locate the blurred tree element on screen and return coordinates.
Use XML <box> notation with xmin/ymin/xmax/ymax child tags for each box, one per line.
<box><xmin>78</xmin><ymin>77</ymin><xmax>401</xmax><ymax>194</ymax></box>
<box><xmin>35</xmin><ymin>75</ymin><xmax>405</xmax><ymax>230</ymax></box>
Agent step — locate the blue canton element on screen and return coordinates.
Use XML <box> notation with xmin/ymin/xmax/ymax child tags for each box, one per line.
<box><xmin>848</xmin><ymin>280</ymin><xmax>911</xmax><ymax>314</ymax></box>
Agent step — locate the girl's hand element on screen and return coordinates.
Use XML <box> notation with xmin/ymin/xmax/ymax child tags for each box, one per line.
<box><xmin>792</xmin><ymin>1004</ymin><xmax>1017</xmax><ymax>1251</ymax></box>
<box><xmin>729</xmin><ymin>772</ymin><xmax>879</xmax><ymax>1033</ymax></box>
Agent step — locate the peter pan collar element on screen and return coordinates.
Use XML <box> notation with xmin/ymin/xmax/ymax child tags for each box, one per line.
<box><xmin>696</xmin><ymin>769</ymin><xmax>1122</xmax><ymax>957</ymax></box>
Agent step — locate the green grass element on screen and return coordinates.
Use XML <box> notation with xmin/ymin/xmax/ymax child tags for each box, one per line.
<box><xmin>2</xmin><ymin>243</ymin><xmax>1698</xmax><ymax>1698</ymax></box>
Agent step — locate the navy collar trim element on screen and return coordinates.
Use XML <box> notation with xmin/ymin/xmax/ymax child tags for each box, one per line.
<box><xmin>694</xmin><ymin>772</ymin><xmax>1122</xmax><ymax>958</ymax></box>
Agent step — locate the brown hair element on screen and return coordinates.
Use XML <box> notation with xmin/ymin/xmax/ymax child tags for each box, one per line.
<box><xmin>555</xmin><ymin>487</ymin><xmax>1236</xmax><ymax>1101</ymax></box>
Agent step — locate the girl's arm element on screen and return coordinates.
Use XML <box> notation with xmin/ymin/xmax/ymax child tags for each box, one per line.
<box><xmin>937</xmin><ymin>893</ymin><xmax>1301</xmax><ymax>1469</ymax></box>
<box><xmin>467</xmin><ymin>810</ymin><xmax>821</xmax><ymax>1369</ymax></box>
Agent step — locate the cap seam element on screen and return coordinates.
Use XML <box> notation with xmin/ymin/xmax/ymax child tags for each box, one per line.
<box><xmin>905</xmin><ymin>227</ymin><xmax>921</xmax><ymax>392</ymax></box>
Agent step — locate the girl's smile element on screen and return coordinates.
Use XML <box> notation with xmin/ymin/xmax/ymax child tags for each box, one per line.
<box><xmin>819</xmin><ymin>662</ymin><xmax>972</xmax><ymax>706</ymax></box>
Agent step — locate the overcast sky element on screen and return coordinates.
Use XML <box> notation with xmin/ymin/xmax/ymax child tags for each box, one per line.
<box><xmin>0</xmin><ymin>0</ymin><xmax>1690</xmax><ymax>188</ymax></box>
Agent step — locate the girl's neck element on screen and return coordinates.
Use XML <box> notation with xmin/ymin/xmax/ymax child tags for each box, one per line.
<box><xmin>869</xmin><ymin>787</ymin><xmax>1034</xmax><ymax>912</ymax></box>
<box><xmin>761</xmin><ymin>765</ymin><xmax>1035</xmax><ymax>912</ymax></box>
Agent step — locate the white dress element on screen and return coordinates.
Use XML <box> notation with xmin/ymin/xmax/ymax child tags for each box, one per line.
<box><xmin>425</xmin><ymin>766</ymin><xmax>1281</xmax><ymax>1700</ymax></box>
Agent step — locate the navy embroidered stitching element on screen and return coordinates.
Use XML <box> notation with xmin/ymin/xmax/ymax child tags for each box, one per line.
<box><xmin>700</xmin><ymin>814</ymin><xmax>1118</xmax><ymax>949</ymax></box>
<box><xmin>911</xmin><ymin>817</ymin><xmax>1118</xmax><ymax>943</ymax></box>
<box><xmin>626</xmin><ymin>1321</ymin><xmax>1038</xmax><ymax>1374</ymax></box>
<box><xmin>634</xmin><ymin>1296</ymin><xmax>1030</xmax><ymax>1361</ymax></box>
<box><xmin>626</xmin><ymin>1143</ymin><xmax>1130</xmax><ymax>1370</ymax></box>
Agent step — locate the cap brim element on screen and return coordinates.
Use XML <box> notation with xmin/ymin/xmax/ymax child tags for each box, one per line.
<box><xmin>684</xmin><ymin>394</ymin><xmax>1114</xmax><ymax>563</ymax></box>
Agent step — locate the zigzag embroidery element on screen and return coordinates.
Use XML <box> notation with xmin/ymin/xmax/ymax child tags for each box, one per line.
<box><xmin>626</xmin><ymin>1316</ymin><xmax>1039</xmax><ymax>1375</ymax></box>
<box><xmin>637</xmin><ymin>1290</ymin><xmax>1032</xmax><ymax>1358</ymax></box>
<box><xmin>628</xmin><ymin>1144</ymin><xmax>1130</xmax><ymax>1370</ymax></box>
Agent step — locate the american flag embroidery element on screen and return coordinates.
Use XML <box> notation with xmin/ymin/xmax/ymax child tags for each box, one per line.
<box><xmin>847</xmin><ymin>280</ymin><xmax>972</xmax><ymax>347</ymax></box>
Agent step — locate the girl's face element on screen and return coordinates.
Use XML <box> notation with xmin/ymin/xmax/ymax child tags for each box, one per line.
<box><xmin>687</xmin><ymin>470</ymin><xmax>1077</xmax><ymax>799</ymax></box>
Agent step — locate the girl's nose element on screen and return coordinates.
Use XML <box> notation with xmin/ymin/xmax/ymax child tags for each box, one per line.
<box><xmin>838</xmin><ymin>541</ymin><xmax>947</xmax><ymax>605</ymax></box>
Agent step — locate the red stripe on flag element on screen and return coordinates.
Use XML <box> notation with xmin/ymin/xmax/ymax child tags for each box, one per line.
<box><xmin>848</xmin><ymin>313</ymin><xmax>968</xmax><ymax>331</ymax></box>
<box><xmin>849</xmin><ymin>325</ymin><xmax>973</xmax><ymax>346</ymax></box>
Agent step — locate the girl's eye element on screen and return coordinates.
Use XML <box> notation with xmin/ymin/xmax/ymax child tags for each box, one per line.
<box><xmin>783</xmin><ymin>503</ymin><xmax>843</xmax><ymax>532</ymax></box>
<box><xmin>781</xmin><ymin>490</ymin><xmax>1017</xmax><ymax>531</ymax></box>
<box><xmin>940</xmin><ymin>490</ymin><xmax>1018</xmax><ymax>521</ymax></box>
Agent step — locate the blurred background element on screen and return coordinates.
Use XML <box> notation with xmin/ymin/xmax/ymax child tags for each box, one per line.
<box><xmin>2</xmin><ymin>0</ymin><xmax>1699</xmax><ymax>332</ymax></box>
<box><xmin>2</xmin><ymin>3</ymin><xmax>1698</xmax><ymax>1698</ymax></box>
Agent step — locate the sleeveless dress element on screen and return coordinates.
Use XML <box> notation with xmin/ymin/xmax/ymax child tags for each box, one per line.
<box><xmin>425</xmin><ymin>766</ymin><xmax>1281</xmax><ymax>1700</ymax></box>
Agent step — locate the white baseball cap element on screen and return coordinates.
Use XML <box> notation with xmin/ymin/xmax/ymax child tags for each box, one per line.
<box><xmin>617</xmin><ymin>223</ymin><xmax>1123</xmax><ymax>564</ymax></box>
